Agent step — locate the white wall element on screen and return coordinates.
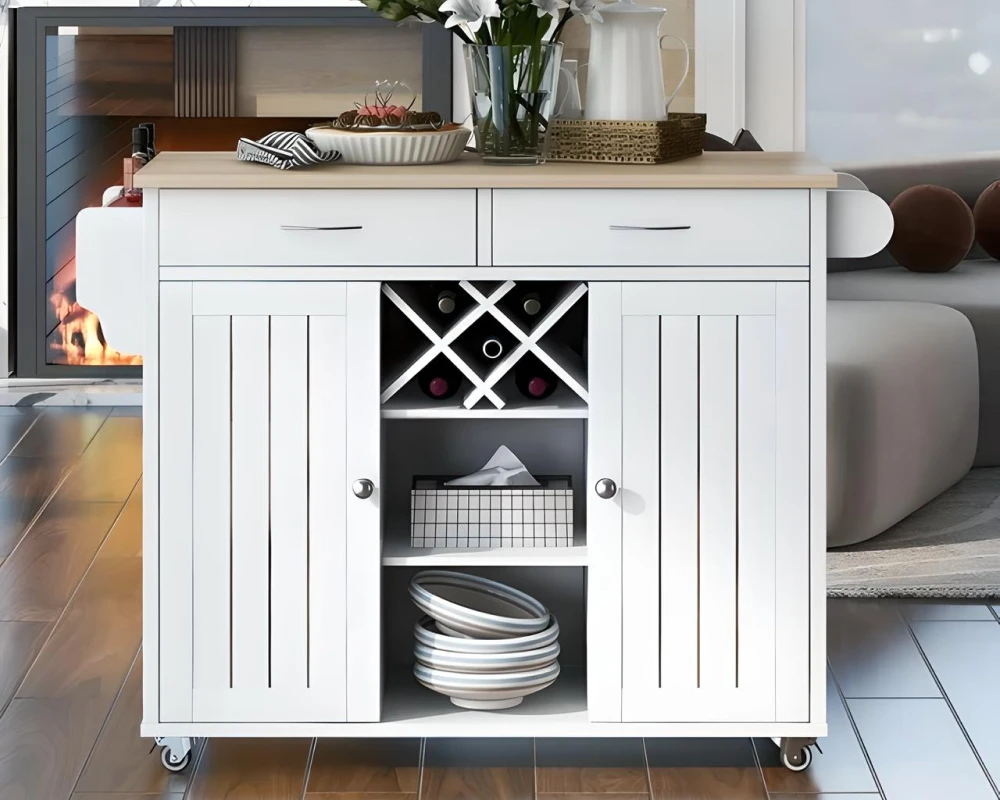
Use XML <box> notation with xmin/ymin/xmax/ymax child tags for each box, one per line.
<box><xmin>745</xmin><ymin>0</ymin><xmax>797</xmax><ymax>151</ymax></box>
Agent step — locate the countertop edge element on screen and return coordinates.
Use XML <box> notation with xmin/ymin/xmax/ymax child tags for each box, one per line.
<box><xmin>136</xmin><ymin>176</ymin><xmax>839</xmax><ymax>190</ymax></box>
<box><xmin>134</xmin><ymin>151</ymin><xmax>839</xmax><ymax>191</ymax></box>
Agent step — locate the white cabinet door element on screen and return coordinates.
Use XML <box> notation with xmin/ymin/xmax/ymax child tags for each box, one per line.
<box><xmin>157</xmin><ymin>281</ymin><xmax>381</xmax><ymax>724</ymax></box>
<box><xmin>588</xmin><ymin>282</ymin><xmax>810</xmax><ymax>724</ymax></box>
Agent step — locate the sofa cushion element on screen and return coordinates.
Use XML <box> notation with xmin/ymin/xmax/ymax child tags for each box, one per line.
<box><xmin>828</xmin><ymin>301</ymin><xmax>978</xmax><ymax>547</ymax></box>
<box><xmin>829</xmin><ymin>260</ymin><xmax>1000</xmax><ymax>466</ymax></box>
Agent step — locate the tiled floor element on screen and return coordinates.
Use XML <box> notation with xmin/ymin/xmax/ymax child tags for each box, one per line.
<box><xmin>0</xmin><ymin>408</ymin><xmax>998</xmax><ymax>799</ymax></box>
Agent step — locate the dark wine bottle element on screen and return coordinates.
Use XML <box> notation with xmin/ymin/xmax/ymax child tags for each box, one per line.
<box><xmin>514</xmin><ymin>359</ymin><xmax>558</xmax><ymax>400</ymax></box>
<box><xmin>436</xmin><ymin>288</ymin><xmax>457</xmax><ymax>315</ymax></box>
<box><xmin>417</xmin><ymin>360</ymin><xmax>462</xmax><ymax>400</ymax></box>
<box><xmin>521</xmin><ymin>292</ymin><xmax>542</xmax><ymax>317</ymax></box>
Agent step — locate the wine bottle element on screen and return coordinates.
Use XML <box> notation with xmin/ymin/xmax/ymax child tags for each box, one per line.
<box><xmin>436</xmin><ymin>288</ymin><xmax>457</xmax><ymax>315</ymax></box>
<box><xmin>481</xmin><ymin>338</ymin><xmax>504</xmax><ymax>360</ymax></box>
<box><xmin>417</xmin><ymin>360</ymin><xmax>462</xmax><ymax>400</ymax></box>
<box><xmin>514</xmin><ymin>359</ymin><xmax>558</xmax><ymax>400</ymax></box>
<box><xmin>521</xmin><ymin>292</ymin><xmax>542</xmax><ymax>317</ymax></box>
<box><xmin>139</xmin><ymin>121</ymin><xmax>156</xmax><ymax>160</ymax></box>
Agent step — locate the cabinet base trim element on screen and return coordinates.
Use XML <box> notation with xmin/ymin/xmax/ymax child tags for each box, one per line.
<box><xmin>141</xmin><ymin>721</ymin><xmax>826</xmax><ymax>738</ymax></box>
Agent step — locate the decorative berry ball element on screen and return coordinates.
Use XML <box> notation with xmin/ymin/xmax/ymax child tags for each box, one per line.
<box><xmin>974</xmin><ymin>180</ymin><xmax>1000</xmax><ymax>261</ymax></box>
<box><xmin>888</xmin><ymin>185</ymin><xmax>975</xmax><ymax>273</ymax></box>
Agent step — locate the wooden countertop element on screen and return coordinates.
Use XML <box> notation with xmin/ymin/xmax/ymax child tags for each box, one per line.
<box><xmin>135</xmin><ymin>150</ymin><xmax>837</xmax><ymax>190</ymax></box>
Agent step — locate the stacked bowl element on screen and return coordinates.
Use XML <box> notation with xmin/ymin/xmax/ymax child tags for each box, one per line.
<box><xmin>409</xmin><ymin>570</ymin><xmax>561</xmax><ymax>710</ymax></box>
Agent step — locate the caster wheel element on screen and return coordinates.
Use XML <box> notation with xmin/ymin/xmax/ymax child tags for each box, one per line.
<box><xmin>781</xmin><ymin>745</ymin><xmax>812</xmax><ymax>772</ymax></box>
<box><xmin>161</xmin><ymin>747</ymin><xmax>191</xmax><ymax>773</ymax></box>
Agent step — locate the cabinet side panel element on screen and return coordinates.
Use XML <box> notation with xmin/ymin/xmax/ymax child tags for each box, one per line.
<box><xmin>659</xmin><ymin>316</ymin><xmax>699</xmax><ymax>691</ymax></box>
<box><xmin>192</xmin><ymin>315</ymin><xmax>233</xmax><ymax>696</ymax></box>
<box><xmin>346</xmin><ymin>283</ymin><xmax>382</xmax><ymax>722</ymax></box>
<box><xmin>230</xmin><ymin>316</ymin><xmax>272</xmax><ymax>690</ymax></box>
<box><xmin>698</xmin><ymin>316</ymin><xmax>738</xmax><ymax>690</ymax></box>
<box><xmin>586</xmin><ymin>282</ymin><xmax>623</xmax><ymax>722</ymax></box>
<box><xmin>736</xmin><ymin>315</ymin><xmax>777</xmax><ymax>709</ymax></box>
<box><xmin>309</xmin><ymin>316</ymin><xmax>348</xmax><ymax>720</ymax></box>
<box><xmin>776</xmin><ymin>281</ymin><xmax>811</xmax><ymax>722</ymax></box>
<box><xmin>621</xmin><ymin>315</ymin><xmax>661</xmax><ymax>691</ymax></box>
<box><xmin>270</xmin><ymin>316</ymin><xmax>310</xmax><ymax>690</ymax></box>
<box><xmin>143</xmin><ymin>190</ymin><xmax>161</xmax><ymax>725</ymax></box>
<box><xmin>159</xmin><ymin>280</ymin><xmax>193</xmax><ymax>722</ymax></box>
<box><xmin>809</xmin><ymin>190</ymin><xmax>828</xmax><ymax>728</ymax></box>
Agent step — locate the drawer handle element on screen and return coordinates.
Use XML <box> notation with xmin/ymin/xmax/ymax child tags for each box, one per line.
<box><xmin>280</xmin><ymin>225</ymin><xmax>363</xmax><ymax>231</ymax></box>
<box><xmin>609</xmin><ymin>225</ymin><xmax>691</xmax><ymax>231</ymax></box>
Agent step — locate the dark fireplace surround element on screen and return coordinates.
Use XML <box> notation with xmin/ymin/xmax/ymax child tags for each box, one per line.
<box><xmin>10</xmin><ymin>5</ymin><xmax>453</xmax><ymax>379</ymax></box>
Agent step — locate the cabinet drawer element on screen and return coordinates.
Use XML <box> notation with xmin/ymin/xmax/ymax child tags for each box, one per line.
<box><xmin>159</xmin><ymin>189</ymin><xmax>477</xmax><ymax>266</ymax></box>
<box><xmin>491</xmin><ymin>189</ymin><xmax>809</xmax><ymax>266</ymax></box>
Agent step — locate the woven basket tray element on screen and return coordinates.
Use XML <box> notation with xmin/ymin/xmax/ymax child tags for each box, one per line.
<box><xmin>547</xmin><ymin>113</ymin><xmax>706</xmax><ymax>164</ymax></box>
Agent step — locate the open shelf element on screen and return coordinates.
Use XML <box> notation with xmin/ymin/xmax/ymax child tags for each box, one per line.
<box><xmin>382</xmin><ymin>539</ymin><xmax>588</xmax><ymax>566</ymax></box>
<box><xmin>380</xmin><ymin>380</ymin><xmax>588</xmax><ymax>419</ymax></box>
<box><xmin>381</xmin><ymin>666</ymin><xmax>588</xmax><ymax>733</ymax></box>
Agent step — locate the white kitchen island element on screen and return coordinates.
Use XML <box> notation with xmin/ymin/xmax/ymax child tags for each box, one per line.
<box><xmin>136</xmin><ymin>150</ymin><xmax>841</xmax><ymax>774</ymax></box>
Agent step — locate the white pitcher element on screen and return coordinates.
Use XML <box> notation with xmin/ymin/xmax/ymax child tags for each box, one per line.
<box><xmin>584</xmin><ymin>0</ymin><xmax>690</xmax><ymax>121</ymax></box>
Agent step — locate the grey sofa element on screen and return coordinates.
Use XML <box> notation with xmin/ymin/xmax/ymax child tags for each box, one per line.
<box><xmin>826</xmin><ymin>154</ymin><xmax>999</xmax><ymax>546</ymax></box>
<box><xmin>830</xmin><ymin>154</ymin><xmax>1000</xmax><ymax>466</ymax></box>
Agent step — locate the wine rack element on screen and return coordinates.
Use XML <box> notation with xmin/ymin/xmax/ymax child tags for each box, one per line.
<box><xmin>381</xmin><ymin>280</ymin><xmax>589</xmax><ymax>417</ymax></box>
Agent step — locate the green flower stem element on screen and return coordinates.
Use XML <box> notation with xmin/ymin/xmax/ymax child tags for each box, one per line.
<box><xmin>549</xmin><ymin>8</ymin><xmax>573</xmax><ymax>42</ymax></box>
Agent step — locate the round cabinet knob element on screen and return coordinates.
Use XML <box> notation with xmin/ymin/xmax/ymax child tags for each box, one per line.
<box><xmin>594</xmin><ymin>478</ymin><xmax>618</xmax><ymax>500</ymax></box>
<box><xmin>352</xmin><ymin>479</ymin><xmax>374</xmax><ymax>499</ymax></box>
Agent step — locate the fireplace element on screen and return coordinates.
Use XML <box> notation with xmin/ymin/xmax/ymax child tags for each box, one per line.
<box><xmin>10</xmin><ymin>5</ymin><xmax>452</xmax><ymax>378</ymax></box>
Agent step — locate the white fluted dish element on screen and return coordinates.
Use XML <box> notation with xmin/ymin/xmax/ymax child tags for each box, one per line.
<box><xmin>414</xmin><ymin>639</ymin><xmax>560</xmax><ymax>673</ymax></box>
<box><xmin>414</xmin><ymin>615</ymin><xmax>560</xmax><ymax>655</ymax></box>
<box><xmin>413</xmin><ymin>660</ymin><xmax>560</xmax><ymax>710</ymax></box>
<box><xmin>306</xmin><ymin>125</ymin><xmax>469</xmax><ymax>165</ymax></box>
<box><xmin>409</xmin><ymin>571</ymin><xmax>551</xmax><ymax>639</ymax></box>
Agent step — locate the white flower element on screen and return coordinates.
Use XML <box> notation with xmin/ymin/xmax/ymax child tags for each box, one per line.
<box><xmin>532</xmin><ymin>0</ymin><xmax>568</xmax><ymax>18</ymax></box>
<box><xmin>570</xmin><ymin>0</ymin><xmax>603</xmax><ymax>23</ymax></box>
<box><xmin>440</xmin><ymin>0</ymin><xmax>501</xmax><ymax>33</ymax></box>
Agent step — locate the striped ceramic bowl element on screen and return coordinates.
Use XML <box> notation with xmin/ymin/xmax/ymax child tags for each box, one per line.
<box><xmin>408</xmin><ymin>571</ymin><xmax>551</xmax><ymax>640</ymax></box>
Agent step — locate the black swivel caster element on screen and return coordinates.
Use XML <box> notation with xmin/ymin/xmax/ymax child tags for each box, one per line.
<box><xmin>778</xmin><ymin>737</ymin><xmax>816</xmax><ymax>772</ymax></box>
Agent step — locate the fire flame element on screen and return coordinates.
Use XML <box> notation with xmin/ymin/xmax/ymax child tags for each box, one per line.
<box><xmin>49</xmin><ymin>264</ymin><xmax>141</xmax><ymax>366</ymax></box>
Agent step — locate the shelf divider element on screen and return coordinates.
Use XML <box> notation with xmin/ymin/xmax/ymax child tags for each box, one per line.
<box><xmin>380</xmin><ymin>280</ymin><xmax>589</xmax><ymax>413</ymax></box>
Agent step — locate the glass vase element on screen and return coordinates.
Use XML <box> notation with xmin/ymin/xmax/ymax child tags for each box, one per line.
<box><xmin>463</xmin><ymin>43</ymin><xmax>564</xmax><ymax>165</ymax></box>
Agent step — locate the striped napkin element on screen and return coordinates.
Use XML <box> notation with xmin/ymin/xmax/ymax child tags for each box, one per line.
<box><xmin>236</xmin><ymin>131</ymin><xmax>341</xmax><ymax>170</ymax></box>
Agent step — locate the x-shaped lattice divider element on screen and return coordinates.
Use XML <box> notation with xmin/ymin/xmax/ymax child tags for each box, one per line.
<box><xmin>380</xmin><ymin>280</ymin><xmax>589</xmax><ymax>411</ymax></box>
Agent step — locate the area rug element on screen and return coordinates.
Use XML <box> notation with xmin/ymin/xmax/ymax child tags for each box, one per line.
<box><xmin>827</xmin><ymin>468</ymin><xmax>1000</xmax><ymax>598</ymax></box>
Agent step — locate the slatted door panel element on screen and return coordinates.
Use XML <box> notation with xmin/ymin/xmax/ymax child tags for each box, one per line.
<box><xmin>189</xmin><ymin>311</ymin><xmax>348</xmax><ymax>722</ymax></box>
<box><xmin>157</xmin><ymin>281</ymin><xmax>380</xmax><ymax>724</ymax></box>
<box><xmin>616</xmin><ymin>282</ymin><xmax>807</xmax><ymax>723</ymax></box>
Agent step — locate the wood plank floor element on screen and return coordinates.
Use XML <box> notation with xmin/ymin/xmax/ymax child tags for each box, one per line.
<box><xmin>0</xmin><ymin>408</ymin><xmax>997</xmax><ymax>799</ymax></box>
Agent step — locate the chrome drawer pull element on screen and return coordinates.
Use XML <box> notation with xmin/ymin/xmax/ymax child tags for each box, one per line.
<box><xmin>609</xmin><ymin>224</ymin><xmax>692</xmax><ymax>231</ymax></box>
<box><xmin>280</xmin><ymin>224</ymin><xmax>363</xmax><ymax>231</ymax></box>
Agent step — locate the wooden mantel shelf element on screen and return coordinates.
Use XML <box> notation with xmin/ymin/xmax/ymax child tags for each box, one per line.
<box><xmin>135</xmin><ymin>150</ymin><xmax>837</xmax><ymax>190</ymax></box>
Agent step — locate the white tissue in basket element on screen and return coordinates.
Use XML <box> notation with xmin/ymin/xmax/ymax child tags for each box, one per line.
<box><xmin>444</xmin><ymin>446</ymin><xmax>540</xmax><ymax>487</ymax></box>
